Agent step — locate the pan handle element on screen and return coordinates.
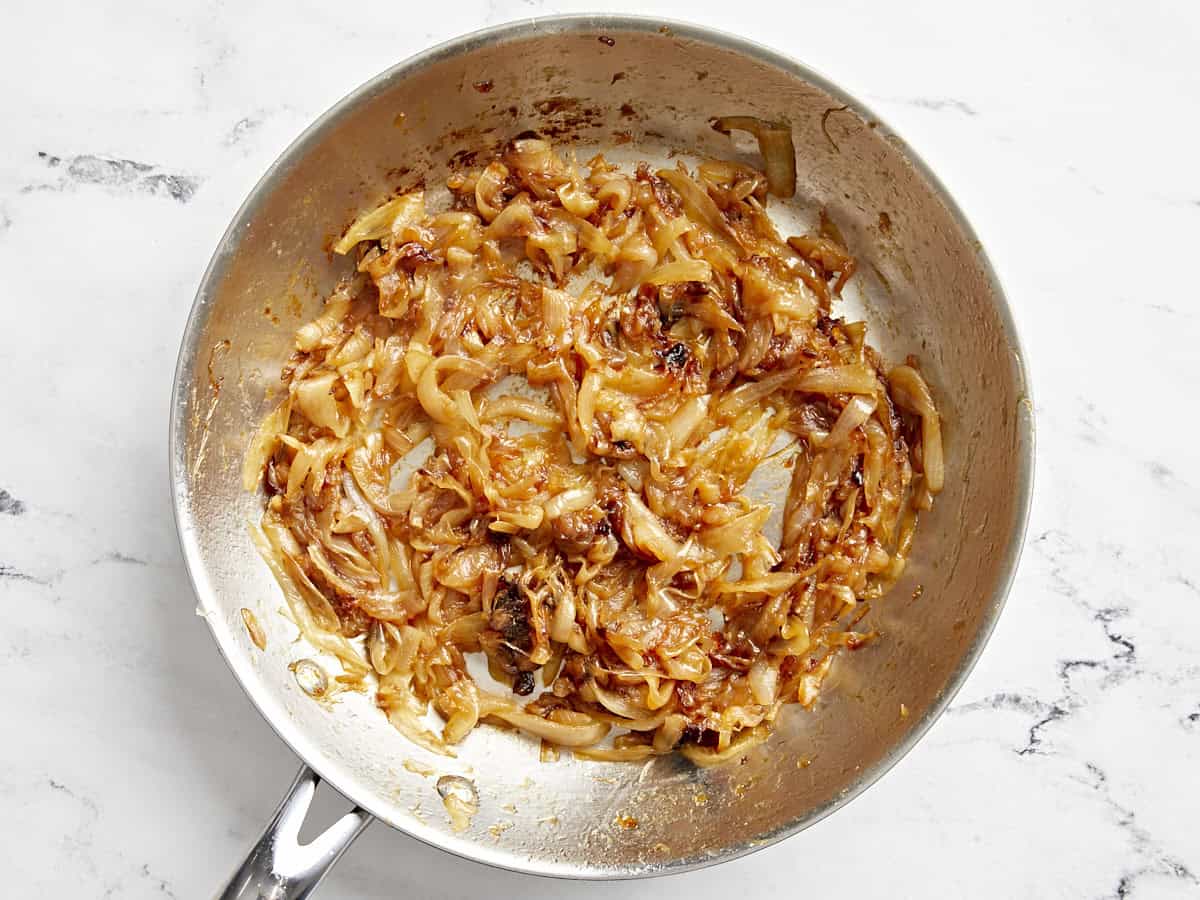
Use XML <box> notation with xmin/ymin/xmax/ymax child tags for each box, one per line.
<box><xmin>215</xmin><ymin>764</ymin><xmax>373</xmax><ymax>900</ymax></box>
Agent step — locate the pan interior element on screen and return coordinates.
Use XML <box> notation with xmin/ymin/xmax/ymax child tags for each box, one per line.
<box><xmin>172</xmin><ymin>18</ymin><xmax>1031</xmax><ymax>878</ymax></box>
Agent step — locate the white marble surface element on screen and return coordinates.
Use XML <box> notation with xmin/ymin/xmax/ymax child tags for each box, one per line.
<box><xmin>2</xmin><ymin>1</ymin><xmax>1198</xmax><ymax>897</ymax></box>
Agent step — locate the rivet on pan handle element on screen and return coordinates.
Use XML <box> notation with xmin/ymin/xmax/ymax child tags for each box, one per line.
<box><xmin>214</xmin><ymin>765</ymin><xmax>373</xmax><ymax>900</ymax></box>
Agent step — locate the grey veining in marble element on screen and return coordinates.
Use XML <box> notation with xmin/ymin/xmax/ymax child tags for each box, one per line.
<box><xmin>2</xmin><ymin>1</ymin><xmax>1197</xmax><ymax>898</ymax></box>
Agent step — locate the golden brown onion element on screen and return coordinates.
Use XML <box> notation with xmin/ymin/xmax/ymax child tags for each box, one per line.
<box><xmin>245</xmin><ymin>138</ymin><xmax>940</xmax><ymax>762</ymax></box>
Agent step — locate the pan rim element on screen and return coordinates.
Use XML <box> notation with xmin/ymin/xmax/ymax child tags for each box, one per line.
<box><xmin>169</xmin><ymin>12</ymin><xmax>1035</xmax><ymax>881</ymax></box>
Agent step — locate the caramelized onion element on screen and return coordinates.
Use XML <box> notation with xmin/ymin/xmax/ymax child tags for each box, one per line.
<box><xmin>245</xmin><ymin>137</ymin><xmax>940</xmax><ymax>762</ymax></box>
<box><xmin>889</xmin><ymin>364</ymin><xmax>944</xmax><ymax>493</ymax></box>
<box><xmin>711</xmin><ymin>116</ymin><xmax>797</xmax><ymax>198</ymax></box>
<box><xmin>334</xmin><ymin>191</ymin><xmax>425</xmax><ymax>254</ymax></box>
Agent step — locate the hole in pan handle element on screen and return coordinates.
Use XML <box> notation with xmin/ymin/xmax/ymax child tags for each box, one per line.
<box><xmin>213</xmin><ymin>764</ymin><xmax>374</xmax><ymax>900</ymax></box>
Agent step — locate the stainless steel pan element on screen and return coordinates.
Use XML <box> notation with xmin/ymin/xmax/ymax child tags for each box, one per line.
<box><xmin>170</xmin><ymin>15</ymin><xmax>1034</xmax><ymax>897</ymax></box>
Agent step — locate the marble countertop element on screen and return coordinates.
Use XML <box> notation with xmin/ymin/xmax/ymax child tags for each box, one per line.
<box><xmin>3</xmin><ymin>1</ymin><xmax>1197</xmax><ymax>897</ymax></box>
